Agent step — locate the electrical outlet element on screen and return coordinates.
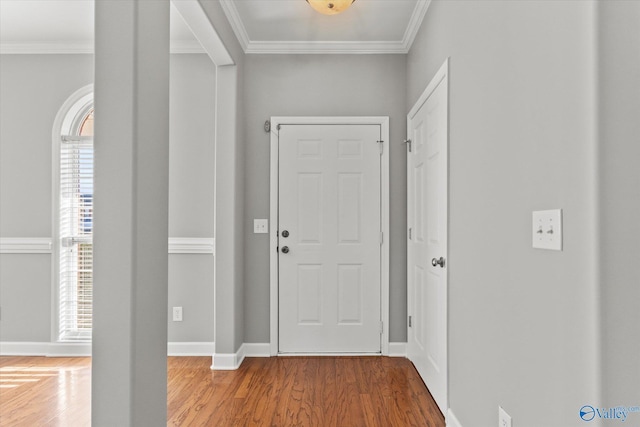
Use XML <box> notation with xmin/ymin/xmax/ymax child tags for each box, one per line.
<box><xmin>499</xmin><ymin>406</ymin><xmax>512</xmax><ymax>427</ymax></box>
<box><xmin>172</xmin><ymin>307</ymin><xmax>183</xmax><ymax>322</ymax></box>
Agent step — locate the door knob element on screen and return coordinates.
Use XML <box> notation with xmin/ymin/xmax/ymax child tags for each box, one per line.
<box><xmin>281</xmin><ymin>230</ymin><xmax>289</xmax><ymax>238</ymax></box>
<box><xmin>281</xmin><ymin>246</ymin><xmax>290</xmax><ymax>254</ymax></box>
<box><xmin>431</xmin><ymin>257</ymin><xmax>445</xmax><ymax>268</ymax></box>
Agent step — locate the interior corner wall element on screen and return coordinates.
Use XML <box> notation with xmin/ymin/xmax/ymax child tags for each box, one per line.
<box><xmin>198</xmin><ymin>0</ymin><xmax>247</xmax><ymax>354</ymax></box>
<box><xmin>168</xmin><ymin>54</ymin><xmax>216</xmax><ymax>343</ymax></box>
<box><xmin>234</xmin><ymin>64</ymin><xmax>246</xmax><ymax>351</ymax></box>
<box><xmin>0</xmin><ymin>53</ymin><xmax>216</xmax><ymax>345</ymax></box>
<box><xmin>407</xmin><ymin>2</ymin><xmax>599</xmax><ymax>426</ymax></box>
<box><xmin>242</xmin><ymin>54</ymin><xmax>408</xmax><ymax>344</ymax></box>
<box><xmin>597</xmin><ymin>0</ymin><xmax>640</xmax><ymax>406</ymax></box>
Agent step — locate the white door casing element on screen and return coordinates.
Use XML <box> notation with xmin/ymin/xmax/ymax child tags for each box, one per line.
<box><xmin>407</xmin><ymin>59</ymin><xmax>449</xmax><ymax>414</ymax></box>
<box><xmin>270</xmin><ymin>117</ymin><xmax>390</xmax><ymax>355</ymax></box>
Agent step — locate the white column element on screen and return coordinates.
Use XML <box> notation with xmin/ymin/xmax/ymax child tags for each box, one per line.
<box><xmin>213</xmin><ymin>65</ymin><xmax>244</xmax><ymax>365</ymax></box>
<box><xmin>92</xmin><ymin>1</ymin><xmax>170</xmax><ymax>425</ymax></box>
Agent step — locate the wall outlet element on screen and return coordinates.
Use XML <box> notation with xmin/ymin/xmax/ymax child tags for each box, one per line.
<box><xmin>499</xmin><ymin>406</ymin><xmax>512</xmax><ymax>427</ymax></box>
<box><xmin>254</xmin><ymin>219</ymin><xmax>268</xmax><ymax>234</ymax></box>
<box><xmin>172</xmin><ymin>306</ymin><xmax>183</xmax><ymax>322</ymax></box>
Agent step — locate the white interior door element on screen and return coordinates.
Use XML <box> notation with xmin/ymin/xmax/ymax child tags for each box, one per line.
<box><xmin>278</xmin><ymin>123</ymin><xmax>382</xmax><ymax>353</ymax></box>
<box><xmin>407</xmin><ymin>61</ymin><xmax>449</xmax><ymax>414</ymax></box>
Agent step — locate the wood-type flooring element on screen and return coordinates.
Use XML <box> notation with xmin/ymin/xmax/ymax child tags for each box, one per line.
<box><xmin>0</xmin><ymin>355</ymin><xmax>445</xmax><ymax>426</ymax></box>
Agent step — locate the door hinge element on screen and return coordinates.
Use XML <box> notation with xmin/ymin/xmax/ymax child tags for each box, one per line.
<box><xmin>377</xmin><ymin>140</ymin><xmax>384</xmax><ymax>155</ymax></box>
<box><xmin>404</xmin><ymin>139</ymin><xmax>412</xmax><ymax>153</ymax></box>
<box><xmin>408</xmin><ymin>227</ymin><xmax>412</xmax><ymax>240</ymax></box>
<box><xmin>380</xmin><ymin>321</ymin><xmax>384</xmax><ymax>334</ymax></box>
<box><xmin>408</xmin><ymin>315</ymin><xmax>412</xmax><ymax>328</ymax></box>
<box><xmin>380</xmin><ymin>231</ymin><xmax>384</xmax><ymax>246</ymax></box>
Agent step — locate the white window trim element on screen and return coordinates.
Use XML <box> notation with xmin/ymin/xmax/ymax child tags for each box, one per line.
<box><xmin>51</xmin><ymin>84</ymin><xmax>94</xmax><ymax>343</ymax></box>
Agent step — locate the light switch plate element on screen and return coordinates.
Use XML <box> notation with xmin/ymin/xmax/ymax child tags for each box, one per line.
<box><xmin>532</xmin><ymin>209</ymin><xmax>562</xmax><ymax>251</ymax></box>
<box><xmin>499</xmin><ymin>406</ymin><xmax>512</xmax><ymax>427</ymax></box>
<box><xmin>254</xmin><ymin>219</ymin><xmax>268</xmax><ymax>234</ymax></box>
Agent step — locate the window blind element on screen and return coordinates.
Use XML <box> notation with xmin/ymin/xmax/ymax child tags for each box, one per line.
<box><xmin>59</xmin><ymin>135</ymin><xmax>93</xmax><ymax>341</ymax></box>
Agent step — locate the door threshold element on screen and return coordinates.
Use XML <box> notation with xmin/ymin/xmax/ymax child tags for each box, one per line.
<box><xmin>277</xmin><ymin>352</ymin><xmax>382</xmax><ymax>357</ymax></box>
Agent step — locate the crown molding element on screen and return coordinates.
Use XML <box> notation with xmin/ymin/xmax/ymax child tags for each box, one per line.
<box><xmin>172</xmin><ymin>0</ymin><xmax>234</xmax><ymax>66</ymax></box>
<box><xmin>245</xmin><ymin>40</ymin><xmax>409</xmax><ymax>55</ymax></box>
<box><xmin>1</xmin><ymin>0</ymin><xmax>431</xmax><ymax>56</ymax></box>
<box><xmin>402</xmin><ymin>0</ymin><xmax>432</xmax><ymax>52</ymax></box>
<box><xmin>0</xmin><ymin>42</ymin><xmax>93</xmax><ymax>54</ymax></box>
<box><xmin>220</xmin><ymin>0</ymin><xmax>431</xmax><ymax>55</ymax></box>
<box><xmin>0</xmin><ymin>40</ymin><xmax>205</xmax><ymax>55</ymax></box>
<box><xmin>219</xmin><ymin>0</ymin><xmax>250</xmax><ymax>53</ymax></box>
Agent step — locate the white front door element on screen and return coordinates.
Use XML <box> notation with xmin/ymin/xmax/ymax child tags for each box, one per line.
<box><xmin>278</xmin><ymin>123</ymin><xmax>382</xmax><ymax>353</ymax></box>
<box><xmin>407</xmin><ymin>60</ymin><xmax>449</xmax><ymax>414</ymax></box>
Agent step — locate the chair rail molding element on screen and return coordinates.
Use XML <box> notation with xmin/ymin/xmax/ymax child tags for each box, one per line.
<box><xmin>168</xmin><ymin>237</ymin><xmax>215</xmax><ymax>255</ymax></box>
<box><xmin>1</xmin><ymin>237</ymin><xmax>214</xmax><ymax>255</ymax></box>
<box><xmin>0</xmin><ymin>238</ymin><xmax>52</xmax><ymax>254</ymax></box>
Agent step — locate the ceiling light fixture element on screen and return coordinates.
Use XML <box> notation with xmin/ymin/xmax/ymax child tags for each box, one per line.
<box><xmin>306</xmin><ymin>0</ymin><xmax>356</xmax><ymax>15</ymax></box>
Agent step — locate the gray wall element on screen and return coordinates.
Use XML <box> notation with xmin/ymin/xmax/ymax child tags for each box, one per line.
<box><xmin>168</xmin><ymin>54</ymin><xmax>216</xmax><ymax>342</ymax></box>
<box><xmin>0</xmin><ymin>55</ymin><xmax>93</xmax><ymax>342</ymax></box>
<box><xmin>199</xmin><ymin>0</ymin><xmax>247</xmax><ymax>353</ymax></box>
<box><xmin>242</xmin><ymin>54</ymin><xmax>407</xmax><ymax>343</ymax></box>
<box><xmin>597</xmin><ymin>0</ymin><xmax>640</xmax><ymax>406</ymax></box>
<box><xmin>0</xmin><ymin>54</ymin><xmax>216</xmax><ymax>344</ymax></box>
<box><xmin>407</xmin><ymin>2</ymin><xmax>600</xmax><ymax>426</ymax></box>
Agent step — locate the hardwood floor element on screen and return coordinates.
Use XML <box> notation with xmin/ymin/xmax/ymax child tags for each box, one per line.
<box><xmin>1</xmin><ymin>356</ymin><xmax>444</xmax><ymax>426</ymax></box>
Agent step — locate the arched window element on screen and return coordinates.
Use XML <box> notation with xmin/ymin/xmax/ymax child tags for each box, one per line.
<box><xmin>53</xmin><ymin>86</ymin><xmax>94</xmax><ymax>342</ymax></box>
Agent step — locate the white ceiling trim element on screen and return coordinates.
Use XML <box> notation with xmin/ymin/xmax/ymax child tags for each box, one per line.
<box><xmin>219</xmin><ymin>0</ymin><xmax>431</xmax><ymax>55</ymax></box>
<box><xmin>173</xmin><ymin>0</ymin><xmax>234</xmax><ymax>66</ymax></box>
<box><xmin>0</xmin><ymin>42</ymin><xmax>93</xmax><ymax>54</ymax></box>
<box><xmin>0</xmin><ymin>41</ymin><xmax>205</xmax><ymax>55</ymax></box>
<box><xmin>219</xmin><ymin>0</ymin><xmax>250</xmax><ymax>53</ymax></box>
<box><xmin>401</xmin><ymin>0</ymin><xmax>432</xmax><ymax>53</ymax></box>
<box><xmin>245</xmin><ymin>40</ymin><xmax>408</xmax><ymax>55</ymax></box>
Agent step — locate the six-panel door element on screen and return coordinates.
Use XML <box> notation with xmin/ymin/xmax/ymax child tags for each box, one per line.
<box><xmin>278</xmin><ymin>124</ymin><xmax>382</xmax><ymax>353</ymax></box>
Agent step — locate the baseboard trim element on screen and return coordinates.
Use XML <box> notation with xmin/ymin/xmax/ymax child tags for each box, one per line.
<box><xmin>0</xmin><ymin>342</ymin><xmax>51</xmax><ymax>356</ymax></box>
<box><xmin>1</xmin><ymin>341</ymin><xmax>215</xmax><ymax>357</ymax></box>
<box><xmin>242</xmin><ymin>343</ymin><xmax>271</xmax><ymax>358</ymax></box>
<box><xmin>0</xmin><ymin>341</ymin><xmax>92</xmax><ymax>357</ymax></box>
<box><xmin>212</xmin><ymin>346</ymin><xmax>245</xmax><ymax>370</ymax></box>
<box><xmin>446</xmin><ymin>408</ymin><xmax>463</xmax><ymax>427</ymax></box>
<box><xmin>388</xmin><ymin>342</ymin><xmax>407</xmax><ymax>357</ymax></box>
<box><xmin>48</xmin><ymin>342</ymin><xmax>92</xmax><ymax>357</ymax></box>
<box><xmin>210</xmin><ymin>343</ymin><xmax>271</xmax><ymax>370</ymax></box>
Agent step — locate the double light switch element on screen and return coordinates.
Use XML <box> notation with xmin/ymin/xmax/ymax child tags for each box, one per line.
<box><xmin>532</xmin><ymin>209</ymin><xmax>562</xmax><ymax>251</ymax></box>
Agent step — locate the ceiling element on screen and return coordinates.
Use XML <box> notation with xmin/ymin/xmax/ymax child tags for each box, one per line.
<box><xmin>0</xmin><ymin>0</ymin><xmax>430</xmax><ymax>55</ymax></box>
<box><xmin>220</xmin><ymin>0</ymin><xmax>430</xmax><ymax>54</ymax></box>
<box><xmin>0</xmin><ymin>0</ymin><xmax>202</xmax><ymax>54</ymax></box>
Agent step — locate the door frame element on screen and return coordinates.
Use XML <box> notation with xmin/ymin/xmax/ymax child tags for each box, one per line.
<box><xmin>269</xmin><ymin>116</ymin><xmax>390</xmax><ymax>356</ymax></box>
<box><xmin>406</xmin><ymin>58</ymin><xmax>449</xmax><ymax>413</ymax></box>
